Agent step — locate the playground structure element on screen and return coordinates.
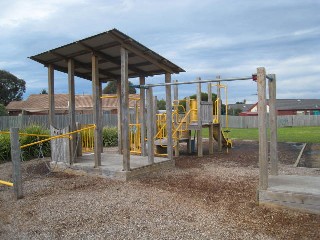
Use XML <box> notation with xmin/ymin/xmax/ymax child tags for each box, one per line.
<box><xmin>3</xmin><ymin>29</ymin><xmax>318</xmax><ymax>214</ymax></box>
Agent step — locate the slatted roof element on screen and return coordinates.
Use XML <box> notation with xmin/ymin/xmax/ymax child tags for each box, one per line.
<box><xmin>29</xmin><ymin>28</ymin><xmax>185</xmax><ymax>82</ymax></box>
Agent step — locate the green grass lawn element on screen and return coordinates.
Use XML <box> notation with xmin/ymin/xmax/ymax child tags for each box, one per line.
<box><xmin>201</xmin><ymin>126</ymin><xmax>320</xmax><ymax>143</ymax></box>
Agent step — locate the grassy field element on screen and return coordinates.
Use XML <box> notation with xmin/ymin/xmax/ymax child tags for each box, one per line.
<box><xmin>201</xmin><ymin>126</ymin><xmax>320</xmax><ymax>143</ymax></box>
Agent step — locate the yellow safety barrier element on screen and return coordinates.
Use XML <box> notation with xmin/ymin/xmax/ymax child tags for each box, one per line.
<box><xmin>130</xmin><ymin>123</ymin><xmax>141</xmax><ymax>154</ymax></box>
<box><xmin>81</xmin><ymin>124</ymin><xmax>95</xmax><ymax>153</ymax></box>
<box><xmin>0</xmin><ymin>180</ymin><xmax>13</xmax><ymax>187</ymax></box>
<box><xmin>20</xmin><ymin>125</ymin><xmax>95</xmax><ymax>149</ymax></box>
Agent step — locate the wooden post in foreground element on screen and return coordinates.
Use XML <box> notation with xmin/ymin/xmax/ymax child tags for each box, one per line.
<box><xmin>10</xmin><ymin>128</ymin><xmax>23</xmax><ymax>199</ymax></box>
<box><xmin>269</xmin><ymin>74</ymin><xmax>278</xmax><ymax>175</ymax></box>
<box><xmin>197</xmin><ymin>80</ymin><xmax>203</xmax><ymax>157</ymax></box>
<box><xmin>121</xmin><ymin>47</ymin><xmax>130</xmax><ymax>171</ymax></box>
<box><xmin>165</xmin><ymin>73</ymin><xmax>173</xmax><ymax>161</ymax></box>
<box><xmin>173</xmin><ymin>80</ymin><xmax>179</xmax><ymax>156</ymax></box>
<box><xmin>217</xmin><ymin>77</ymin><xmax>222</xmax><ymax>152</ymax></box>
<box><xmin>139</xmin><ymin>76</ymin><xmax>147</xmax><ymax>156</ymax></box>
<box><xmin>208</xmin><ymin>83</ymin><xmax>214</xmax><ymax>154</ymax></box>
<box><xmin>92</xmin><ymin>54</ymin><xmax>102</xmax><ymax>167</ymax></box>
<box><xmin>146</xmin><ymin>87</ymin><xmax>155</xmax><ymax>164</ymax></box>
<box><xmin>257</xmin><ymin>67</ymin><xmax>268</xmax><ymax>190</ymax></box>
<box><xmin>48</xmin><ymin>64</ymin><xmax>55</xmax><ymax>127</ymax></box>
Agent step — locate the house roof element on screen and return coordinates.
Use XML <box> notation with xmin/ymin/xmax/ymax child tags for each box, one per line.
<box><xmin>247</xmin><ymin>99</ymin><xmax>320</xmax><ymax>112</ymax></box>
<box><xmin>228</xmin><ymin>103</ymin><xmax>254</xmax><ymax>111</ymax></box>
<box><xmin>6</xmin><ymin>94</ymin><xmax>140</xmax><ymax>113</ymax></box>
<box><xmin>29</xmin><ymin>28</ymin><xmax>185</xmax><ymax>82</ymax></box>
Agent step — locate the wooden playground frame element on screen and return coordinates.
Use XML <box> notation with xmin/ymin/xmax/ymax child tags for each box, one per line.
<box><xmin>6</xmin><ymin>29</ymin><xmax>319</xmax><ymax>214</ymax></box>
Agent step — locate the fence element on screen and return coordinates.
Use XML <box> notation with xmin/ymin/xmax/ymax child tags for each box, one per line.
<box><xmin>1</xmin><ymin>114</ymin><xmax>319</xmax><ymax>130</ymax></box>
<box><xmin>221</xmin><ymin>115</ymin><xmax>320</xmax><ymax>128</ymax></box>
<box><xmin>0</xmin><ymin>113</ymin><xmax>118</xmax><ymax>130</ymax></box>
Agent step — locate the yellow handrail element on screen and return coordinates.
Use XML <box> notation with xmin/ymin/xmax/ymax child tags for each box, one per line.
<box><xmin>20</xmin><ymin>125</ymin><xmax>96</xmax><ymax>149</ymax></box>
<box><xmin>0</xmin><ymin>180</ymin><xmax>13</xmax><ymax>187</ymax></box>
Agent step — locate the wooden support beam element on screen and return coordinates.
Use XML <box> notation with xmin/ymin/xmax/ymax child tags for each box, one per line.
<box><xmin>173</xmin><ymin>80</ymin><xmax>179</xmax><ymax>157</ymax></box>
<box><xmin>99</xmin><ymin>81</ymin><xmax>103</xmax><ymax>153</ymax></box>
<box><xmin>217</xmin><ymin>78</ymin><xmax>222</xmax><ymax>152</ymax></box>
<box><xmin>139</xmin><ymin>77</ymin><xmax>147</xmax><ymax>156</ymax></box>
<box><xmin>146</xmin><ymin>87</ymin><xmax>155</xmax><ymax>164</ymax></box>
<box><xmin>78</xmin><ymin>41</ymin><xmax>147</xmax><ymax>76</ymax></box>
<box><xmin>10</xmin><ymin>128</ymin><xmax>23</xmax><ymax>200</ymax></box>
<box><xmin>197</xmin><ymin>80</ymin><xmax>203</xmax><ymax>157</ymax></box>
<box><xmin>92</xmin><ymin>54</ymin><xmax>102</xmax><ymax>167</ymax></box>
<box><xmin>186</xmin><ymin>97</ymin><xmax>192</xmax><ymax>154</ymax></box>
<box><xmin>165</xmin><ymin>73</ymin><xmax>173</xmax><ymax>161</ymax></box>
<box><xmin>117</xmin><ymin>80</ymin><xmax>122</xmax><ymax>154</ymax></box>
<box><xmin>48</xmin><ymin>64</ymin><xmax>55</xmax><ymax>127</ymax></box>
<box><xmin>269</xmin><ymin>74</ymin><xmax>278</xmax><ymax>175</ymax></box>
<box><xmin>257</xmin><ymin>67</ymin><xmax>268</xmax><ymax>190</ymax></box>
<box><xmin>109</xmin><ymin>32</ymin><xmax>175</xmax><ymax>74</ymax></box>
<box><xmin>121</xmin><ymin>47</ymin><xmax>130</xmax><ymax>171</ymax></box>
<box><xmin>68</xmin><ymin>59</ymin><xmax>76</xmax><ymax>164</ymax></box>
<box><xmin>208</xmin><ymin>83</ymin><xmax>214</xmax><ymax>154</ymax></box>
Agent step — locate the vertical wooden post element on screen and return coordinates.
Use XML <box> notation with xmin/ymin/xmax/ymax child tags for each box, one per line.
<box><xmin>10</xmin><ymin>128</ymin><xmax>23</xmax><ymax>199</ymax></box>
<box><xmin>269</xmin><ymin>74</ymin><xmax>278</xmax><ymax>175</ymax></box>
<box><xmin>165</xmin><ymin>73</ymin><xmax>173</xmax><ymax>161</ymax></box>
<box><xmin>208</xmin><ymin>83</ymin><xmax>214</xmax><ymax>154</ymax></box>
<box><xmin>173</xmin><ymin>80</ymin><xmax>179</xmax><ymax>156</ymax></box>
<box><xmin>117</xmin><ymin>80</ymin><xmax>122</xmax><ymax>154</ymax></box>
<box><xmin>186</xmin><ymin>97</ymin><xmax>192</xmax><ymax>154</ymax></box>
<box><xmin>139</xmin><ymin>77</ymin><xmax>147</xmax><ymax>156</ymax></box>
<box><xmin>121</xmin><ymin>47</ymin><xmax>130</xmax><ymax>171</ymax></box>
<box><xmin>197</xmin><ymin>80</ymin><xmax>203</xmax><ymax>157</ymax></box>
<box><xmin>217</xmin><ymin>78</ymin><xmax>222</xmax><ymax>152</ymax></box>
<box><xmin>146</xmin><ymin>87</ymin><xmax>155</xmax><ymax>164</ymax></box>
<box><xmin>76</xmin><ymin>122</ymin><xmax>82</xmax><ymax>157</ymax></box>
<box><xmin>99</xmin><ymin>81</ymin><xmax>103</xmax><ymax>153</ymax></box>
<box><xmin>257</xmin><ymin>67</ymin><xmax>268</xmax><ymax>190</ymax></box>
<box><xmin>68</xmin><ymin>59</ymin><xmax>76</xmax><ymax>164</ymax></box>
<box><xmin>48</xmin><ymin>64</ymin><xmax>55</xmax><ymax>127</ymax></box>
<box><xmin>92</xmin><ymin>54</ymin><xmax>101</xmax><ymax>167</ymax></box>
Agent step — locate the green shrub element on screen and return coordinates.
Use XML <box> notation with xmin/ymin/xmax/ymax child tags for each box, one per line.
<box><xmin>102</xmin><ymin>127</ymin><xmax>118</xmax><ymax>147</ymax></box>
<box><xmin>0</xmin><ymin>134</ymin><xmax>11</xmax><ymax>163</ymax></box>
<box><xmin>20</xmin><ymin>125</ymin><xmax>51</xmax><ymax>160</ymax></box>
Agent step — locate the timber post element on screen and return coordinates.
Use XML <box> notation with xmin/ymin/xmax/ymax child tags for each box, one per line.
<box><xmin>146</xmin><ymin>87</ymin><xmax>155</xmax><ymax>164</ymax></box>
<box><xmin>257</xmin><ymin>67</ymin><xmax>268</xmax><ymax>190</ymax></box>
<box><xmin>269</xmin><ymin>74</ymin><xmax>278</xmax><ymax>175</ymax></box>
<box><xmin>68</xmin><ymin>59</ymin><xmax>76</xmax><ymax>164</ymax></box>
<box><xmin>197</xmin><ymin>80</ymin><xmax>203</xmax><ymax>157</ymax></box>
<box><xmin>10</xmin><ymin>128</ymin><xmax>23</xmax><ymax>200</ymax></box>
<box><xmin>120</xmin><ymin>47</ymin><xmax>130</xmax><ymax>171</ymax></box>
<box><xmin>139</xmin><ymin>76</ymin><xmax>147</xmax><ymax>156</ymax></box>
<box><xmin>165</xmin><ymin>73</ymin><xmax>173</xmax><ymax>161</ymax></box>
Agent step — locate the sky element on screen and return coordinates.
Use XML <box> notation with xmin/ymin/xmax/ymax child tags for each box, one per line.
<box><xmin>1</xmin><ymin>0</ymin><xmax>319</xmax><ymax>104</ymax></box>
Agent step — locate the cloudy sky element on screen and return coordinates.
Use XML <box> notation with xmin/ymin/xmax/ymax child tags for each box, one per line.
<box><xmin>1</xmin><ymin>0</ymin><xmax>319</xmax><ymax>103</ymax></box>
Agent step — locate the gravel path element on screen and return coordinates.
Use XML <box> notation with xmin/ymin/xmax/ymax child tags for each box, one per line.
<box><xmin>0</xmin><ymin>140</ymin><xmax>319</xmax><ymax>239</ymax></box>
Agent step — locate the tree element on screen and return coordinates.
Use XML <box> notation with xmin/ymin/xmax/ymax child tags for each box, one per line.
<box><xmin>157</xmin><ymin>99</ymin><xmax>166</xmax><ymax>110</ymax></box>
<box><xmin>102</xmin><ymin>80</ymin><xmax>136</xmax><ymax>94</ymax></box>
<box><xmin>40</xmin><ymin>89</ymin><xmax>48</xmax><ymax>94</ymax></box>
<box><xmin>0</xmin><ymin>103</ymin><xmax>8</xmax><ymax>116</ymax></box>
<box><xmin>0</xmin><ymin>70</ymin><xmax>26</xmax><ymax>106</ymax></box>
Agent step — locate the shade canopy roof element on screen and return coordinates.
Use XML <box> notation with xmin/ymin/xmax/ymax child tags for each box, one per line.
<box><xmin>29</xmin><ymin>28</ymin><xmax>185</xmax><ymax>82</ymax></box>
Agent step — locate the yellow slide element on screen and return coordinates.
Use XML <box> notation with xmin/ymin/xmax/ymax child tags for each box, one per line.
<box><xmin>212</xmin><ymin>125</ymin><xmax>232</xmax><ymax>148</ymax></box>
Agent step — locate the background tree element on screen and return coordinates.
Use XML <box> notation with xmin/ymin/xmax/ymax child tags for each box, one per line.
<box><xmin>40</xmin><ymin>89</ymin><xmax>48</xmax><ymax>94</ymax></box>
<box><xmin>0</xmin><ymin>70</ymin><xmax>26</xmax><ymax>106</ymax></box>
<box><xmin>0</xmin><ymin>103</ymin><xmax>8</xmax><ymax>116</ymax></box>
<box><xmin>103</xmin><ymin>80</ymin><xmax>137</xmax><ymax>94</ymax></box>
<box><xmin>157</xmin><ymin>99</ymin><xmax>166</xmax><ymax>110</ymax></box>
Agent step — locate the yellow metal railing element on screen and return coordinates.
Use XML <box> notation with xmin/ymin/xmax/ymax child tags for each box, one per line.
<box><xmin>20</xmin><ymin>125</ymin><xmax>95</xmax><ymax>149</ymax></box>
<box><xmin>0</xmin><ymin>180</ymin><xmax>13</xmax><ymax>187</ymax></box>
<box><xmin>129</xmin><ymin>123</ymin><xmax>141</xmax><ymax>154</ymax></box>
<box><xmin>81</xmin><ymin>124</ymin><xmax>95</xmax><ymax>153</ymax></box>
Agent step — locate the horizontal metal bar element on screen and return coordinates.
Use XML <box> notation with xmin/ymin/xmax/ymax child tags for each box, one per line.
<box><xmin>134</xmin><ymin>76</ymin><xmax>253</xmax><ymax>89</ymax></box>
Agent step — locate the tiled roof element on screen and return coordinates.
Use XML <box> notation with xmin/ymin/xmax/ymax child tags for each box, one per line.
<box><xmin>6</xmin><ymin>94</ymin><xmax>140</xmax><ymax>112</ymax></box>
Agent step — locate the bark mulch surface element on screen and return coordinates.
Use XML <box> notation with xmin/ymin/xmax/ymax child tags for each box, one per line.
<box><xmin>0</xmin><ymin>140</ymin><xmax>319</xmax><ymax>239</ymax></box>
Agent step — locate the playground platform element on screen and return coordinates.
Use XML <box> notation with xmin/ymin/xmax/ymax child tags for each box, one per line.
<box><xmin>52</xmin><ymin>150</ymin><xmax>174</xmax><ymax>181</ymax></box>
<box><xmin>259</xmin><ymin>175</ymin><xmax>320</xmax><ymax>214</ymax></box>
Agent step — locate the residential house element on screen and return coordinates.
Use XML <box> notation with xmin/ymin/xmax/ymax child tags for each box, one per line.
<box><xmin>6</xmin><ymin>94</ymin><xmax>140</xmax><ymax>116</ymax></box>
<box><xmin>240</xmin><ymin>99</ymin><xmax>320</xmax><ymax>116</ymax></box>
